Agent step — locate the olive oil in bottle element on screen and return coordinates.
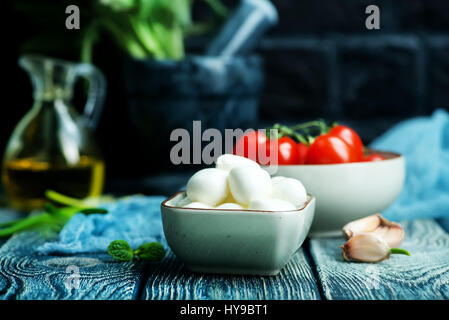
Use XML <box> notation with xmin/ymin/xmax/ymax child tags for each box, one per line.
<box><xmin>2</xmin><ymin>156</ymin><xmax>104</xmax><ymax>211</ymax></box>
<box><xmin>2</xmin><ymin>55</ymin><xmax>107</xmax><ymax>211</ymax></box>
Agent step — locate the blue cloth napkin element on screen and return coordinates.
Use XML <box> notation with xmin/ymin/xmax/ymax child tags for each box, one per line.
<box><xmin>370</xmin><ymin>109</ymin><xmax>449</xmax><ymax>226</ymax></box>
<box><xmin>37</xmin><ymin>195</ymin><xmax>167</xmax><ymax>255</ymax></box>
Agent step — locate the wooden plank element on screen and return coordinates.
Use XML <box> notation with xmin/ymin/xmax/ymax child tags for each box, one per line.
<box><xmin>437</xmin><ymin>217</ymin><xmax>449</xmax><ymax>233</ymax></box>
<box><xmin>0</xmin><ymin>231</ymin><xmax>147</xmax><ymax>300</ymax></box>
<box><xmin>142</xmin><ymin>246</ymin><xmax>321</xmax><ymax>300</ymax></box>
<box><xmin>309</xmin><ymin>219</ymin><xmax>449</xmax><ymax>300</ymax></box>
<box><xmin>0</xmin><ymin>207</ymin><xmax>26</xmax><ymax>249</ymax></box>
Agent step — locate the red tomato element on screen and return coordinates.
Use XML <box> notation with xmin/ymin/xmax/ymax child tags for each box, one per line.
<box><xmin>296</xmin><ymin>143</ymin><xmax>309</xmax><ymax>165</ymax></box>
<box><xmin>270</xmin><ymin>137</ymin><xmax>300</xmax><ymax>165</ymax></box>
<box><xmin>329</xmin><ymin>125</ymin><xmax>364</xmax><ymax>161</ymax></box>
<box><xmin>305</xmin><ymin>134</ymin><xmax>359</xmax><ymax>164</ymax></box>
<box><xmin>233</xmin><ymin>131</ymin><xmax>269</xmax><ymax>163</ymax></box>
<box><xmin>364</xmin><ymin>153</ymin><xmax>386</xmax><ymax>162</ymax></box>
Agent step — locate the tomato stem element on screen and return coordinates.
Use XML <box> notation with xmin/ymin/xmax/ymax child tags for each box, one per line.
<box><xmin>293</xmin><ymin>133</ymin><xmax>309</xmax><ymax>145</ymax></box>
<box><xmin>266</xmin><ymin>120</ymin><xmax>339</xmax><ymax>146</ymax></box>
<box><xmin>290</xmin><ymin>120</ymin><xmax>324</xmax><ymax>131</ymax></box>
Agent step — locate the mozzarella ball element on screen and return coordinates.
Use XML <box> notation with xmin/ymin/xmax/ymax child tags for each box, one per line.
<box><xmin>228</xmin><ymin>166</ymin><xmax>271</xmax><ymax>205</ymax></box>
<box><xmin>271</xmin><ymin>176</ymin><xmax>307</xmax><ymax>207</ymax></box>
<box><xmin>215</xmin><ymin>154</ymin><xmax>260</xmax><ymax>172</ymax></box>
<box><xmin>183</xmin><ymin>202</ymin><xmax>212</xmax><ymax>209</ymax></box>
<box><xmin>248</xmin><ymin>198</ymin><xmax>296</xmax><ymax>211</ymax></box>
<box><xmin>270</xmin><ymin>176</ymin><xmax>286</xmax><ymax>185</ymax></box>
<box><xmin>215</xmin><ymin>203</ymin><xmax>244</xmax><ymax>210</ymax></box>
<box><xmin>176</xmin><ymin>195</ymin><xmax>192</xmax><ymax>207</ymax></box>
<box><xmin>222</xmin><ymin>192</ymin><xmax>237</xmax><ymax>203</ymax></box>
<box><xmin>186</xmin><ymin>168</ymin><xmax>229</xmax><ymax>206</ymax></box>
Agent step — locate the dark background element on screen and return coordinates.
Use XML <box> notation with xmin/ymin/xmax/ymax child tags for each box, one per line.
<box><xmin>3</xmin><ymin>0</ymin><xmax>449</xmax><ymax>195</ymax></box>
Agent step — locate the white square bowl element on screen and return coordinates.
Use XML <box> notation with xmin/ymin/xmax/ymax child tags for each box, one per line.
<box><xmin>161</xmin><ymin>192</ymin><xmax>315</xmax><ymax>276</ymax></box>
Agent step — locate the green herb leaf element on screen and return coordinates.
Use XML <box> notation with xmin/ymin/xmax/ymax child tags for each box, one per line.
<box><xmin>79</xmin><ymin>208</ymin><xmax>108</xmax><ymax>215</ymax></box>
<box><xmin>45</xmin><ymin>190</ymin><xmax>87</xmax><ymax>208</ymax></box>
<box><xmin>0</xmin><ymin>191</ymin><xmax>112</xmax><ymax>238</ymax></box>
<box><xmin>44</xmin><ymin>202</ymin><xmax>59</xmax><ymax>215</ymax></box>
<box><xmin>134</xmin><ymin>242</ymin><xmax>166</xmax><ymax>261</ymax></box>
<box><xmin>107</xmin><ymin>240</ymin><xmax>134</xmax><ymax>261</ymax></box>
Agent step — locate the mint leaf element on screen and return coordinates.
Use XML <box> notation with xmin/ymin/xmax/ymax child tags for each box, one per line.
<box><xmin>134</xmin><ymin>242</ymin><xmax>165</xmax><ymax>261</ymax></box>
<box><xmin>107</xmin><ymin>240</ymin><xmax>134</xmax><ymax>261</ymax></box>
<box><xmin>107</xmin><ymin>240</ymin><xmax>165</xmax><ymax>262</ymax></box>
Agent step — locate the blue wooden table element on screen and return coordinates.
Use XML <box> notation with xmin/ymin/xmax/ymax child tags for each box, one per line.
<box><xmin>0</xmin><ymin>205</ymin><xmax>448</xmax><ymax>300</ymax></box>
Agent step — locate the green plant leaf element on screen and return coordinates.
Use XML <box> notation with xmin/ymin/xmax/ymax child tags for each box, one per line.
<box><xmin>45</xmin><ymin>190</ymin><xmax>87</xmax><ymax>208</ymax></box>
<box><xmin>138</xmin><ymin>0</ymin><xmax>192</xmax><ymax>27</ymax></box>
<box><xmin>0</xmin><ymin>191</ymin><xmax>110</xmax><ymax>238</ymax></box>
<box><xmin>146</xmin><ymin>20</ymin><xmax>185</xmax><ymax>59</ymax></box>
<box><xmin>99</xmin><ymin>0</ymin><xmax>136</xmax><ymax>12</ymax></box>
<box><xmin>81</xmin><ymin>21</ymin><xmax>100</xmax><ymax>63</ymax></box>
<box><xmin>107</xmin><ymin>240</ymin><xmax>134</xmax><ymax>261</ymax></box>
<box><xmin>16</xmin><ymin>0</ymin><xmax>227</xmax><ymax>61</ymax></box>
<box><xmin>79</xmin><ymin>208</ymin><xmax>109</xmax><ymax>215</ymax></box>
<box><xmin>0</xmin><ymin>213</ymin><xmax>55</xmax><ymax>238</ymax></box>
<box><xmin>203</xmin><ymin>0</ymin><xmax>228</xmax><ymax>18</ymax></box>
<box><xmin>390</xmin><ymin>248</ymin><xmax>411</xmax><ymax>256</ymax></box>
<box><xmin>129</xmin><ymin>16</ymin><xmax>166</xmax><ymax>58</ymax></box>
<box><xmin>134</xmin><ymin>242</ymin><xmax>166</xmax><ymax>261</ymax></box>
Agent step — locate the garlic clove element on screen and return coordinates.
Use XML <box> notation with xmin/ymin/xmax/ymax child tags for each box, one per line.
<box><xmin>342</xmin><ymin>214</ymin><xmax>405</xmax><ymax>248</ymax></box>
<box><xmin>341</xmin><ymin>233</ymin><xmax>391</xmax><ymax>263</ymax></box>
<box><xmin>342</xmin><ymin>214</ymin><xmax>382</xmax><ymax>239</ymax></box>
<box><xmin>372</xmin><ymin>224</ymin><xmax>405</xmax><ymax>248</ymax></box>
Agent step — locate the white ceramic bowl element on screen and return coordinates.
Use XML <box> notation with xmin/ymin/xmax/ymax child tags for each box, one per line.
<box><xmin>270</xmin><ymin>150</ymin><xmax>405</xmax><ymax>237</ymax></box>
<box><xmin>161</xmin><ymin>192</ymin><xmax>316</xmax><ymax>276</ymax></box>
